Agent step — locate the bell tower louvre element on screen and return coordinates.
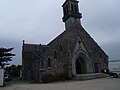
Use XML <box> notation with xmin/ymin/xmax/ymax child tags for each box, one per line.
<box><xmin>62</xmin><ymin>0</ymin><xmax>82</xmax><ymax>29</ymax></box>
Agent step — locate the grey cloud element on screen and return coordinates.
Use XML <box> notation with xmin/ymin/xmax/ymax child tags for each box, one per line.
<box><xmin>0</xmin><ymin>0</ymin><xmax>120</xmax><ymax>65</ymax></box>
<box><xmin>103</xmin><ymin>42</ymin><xmax>120</xmax><ymax>60</ymax></box>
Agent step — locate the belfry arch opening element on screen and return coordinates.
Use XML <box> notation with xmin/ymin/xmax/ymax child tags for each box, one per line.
<box><xmin>75</xmin><ymin>57</ymin><xmax>87</xmax><ymax>74</ymax></box>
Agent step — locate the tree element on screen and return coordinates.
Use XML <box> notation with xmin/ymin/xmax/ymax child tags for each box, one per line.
<box><xmin>0</xmin><ymin>47</ymin><xmax>15</xmax><ymax>68</ymax></box>
<box><xmin>5</xmin><ymin>65</ymin><xmax>22</xmax><ymax>77</ymax></box>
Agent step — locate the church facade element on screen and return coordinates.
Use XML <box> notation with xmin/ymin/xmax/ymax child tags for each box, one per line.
<box><xmin>22</xmin><ymin>0</ymin><xmax>108</xmax><ymax>82</ymax></box>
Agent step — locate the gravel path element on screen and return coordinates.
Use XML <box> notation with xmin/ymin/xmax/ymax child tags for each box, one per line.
<box><xmin>1</xmin><ymin>77</ymin><xmax>120</xmax><ymax>90</ymax></box>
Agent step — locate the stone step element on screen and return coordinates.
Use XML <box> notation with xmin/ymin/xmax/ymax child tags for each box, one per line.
<box><xmin>73</xmin><ymin>73</ymin><xmax>109</xmax><ymax>80</ymax></box>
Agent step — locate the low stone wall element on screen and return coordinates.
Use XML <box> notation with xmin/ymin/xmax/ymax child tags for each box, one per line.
<box><xmin>73</xmin><ymin>73</ymin><xmax>109</xmax><ymax>80</ymax></box>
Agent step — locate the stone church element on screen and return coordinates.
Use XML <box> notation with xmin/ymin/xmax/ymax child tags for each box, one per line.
<box><xmin>22</xmin><ymin>0</ymin><xmax>108</xmax><ymax>82</ymax></box>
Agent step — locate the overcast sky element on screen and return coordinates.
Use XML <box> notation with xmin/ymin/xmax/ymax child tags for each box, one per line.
<box><xmin>0</xmin><ymin>0</ymin><xmax>120</xmax><ymax>65</ymax></box>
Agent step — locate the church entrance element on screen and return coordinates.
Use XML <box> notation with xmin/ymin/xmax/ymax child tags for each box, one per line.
<box><xmin>72</xmin><ymin>51</ymin><xmax>94</xmax><ymax>76</ymax></box>
<box><xmin>75</xmin><ymin>57</ymin><xmax>87</xmax><ymax>74</ymax></box>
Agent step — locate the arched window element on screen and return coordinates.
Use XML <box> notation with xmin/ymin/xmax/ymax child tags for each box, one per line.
<box><xmin>63</xmin><ymin>7</ymin><xmax>66</xmax><ymax>15</ymax></box>
<box><xmin>54</xmin><ymin>51</ymin><xmax>57</xmax><ymax>59</ymax></box>
<box><xmin>104</xmin><ymin>57</ymin><xmax>107</xmax><ymax>64</ymax></box>
<box><xmin>48</xmin><ymin>58</ymin><xmax>51</xmax><ymax>67</ymax></box>
<box><xmin>71</xmin><ymin>4</ymin><xmax>74</xmax><ymax>11</ymax></box>
<box><xmin>99</xmin><ymin>52</ymin><xmax>102</xmax><ymax>58</ymax></box>
<box><xmin>74</xmin><ymin>4</ymin><xmax>78</xmax><ymax>13</ymax></box>
<box><xmin>66</xmin><ymin>5</ymin><xmax>69</xmax><ymax>14</ymax></box>
<box><xmin>59</xmin><ymin>44</ymin><xmax>62</xmax><ymax>53</ymax></box>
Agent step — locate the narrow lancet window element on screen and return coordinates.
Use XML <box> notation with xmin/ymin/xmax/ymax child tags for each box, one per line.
<box><xmin>48</xmin><ymin>58</ymin><xmax>51</xmax><ymax>67</ymax></box>
<box><xmin>59</xmin><ymin>44</ymin><xmax>62</xmax><ymax>53</ymax></box>
<box><xmin>74</xmin><ymin>5</ymin><xmax>78</xmax><ymax>13</ymax></box>
<box><xmin>54</xmin><ymin>51</ymin><xmax>57</xmax><ymax>59</ymax></box>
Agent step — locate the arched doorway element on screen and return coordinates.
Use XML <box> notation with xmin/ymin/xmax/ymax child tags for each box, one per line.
<box><xmin>76</xmin><ymin>57</ymin><xmax>87</xmax><ymax>74</ymax></box>
<box><xmin>72</xmin><ymin>51</ymin><xmax>94</xmax><ymax>76</ymax></box>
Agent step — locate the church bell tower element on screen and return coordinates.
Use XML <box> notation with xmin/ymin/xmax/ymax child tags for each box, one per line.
<box><xmin>62</xmin><ymin>0</ymin><xmax>82</xmax><ymax>29</ymax></box>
